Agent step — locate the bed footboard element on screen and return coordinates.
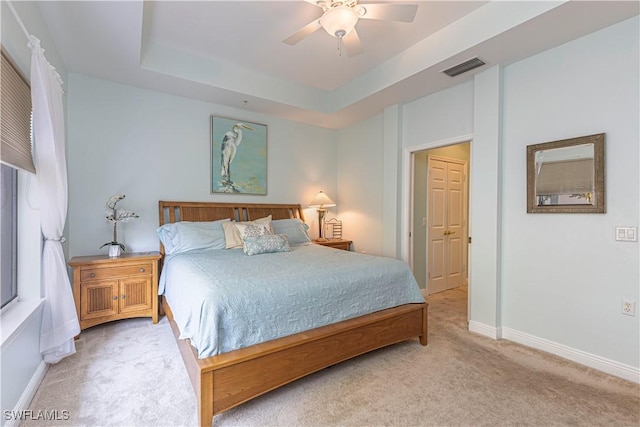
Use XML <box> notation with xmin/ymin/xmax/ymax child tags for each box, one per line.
<box><xmin>163</xmin><ymin>297</ymin><xmax>427</xmax><ymax>427</ymax></box>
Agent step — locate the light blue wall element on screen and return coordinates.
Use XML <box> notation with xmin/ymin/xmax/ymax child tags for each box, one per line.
<box><xmin>402</xmin><ymin>80</ymin><xmax>474</xmax><ymax>147</ymax></box>
<box><xmin>500</xmin><ymin>16</ymin><xmax>639</xmax><ymax>367</ymax></box>
<box><xmin>0</xmin><ymin>304</ymin><xmax>43</xmax><ymax>425</ymax></box>
<box><xmin>336</xmin><ymin>113</ymin><xmax>384</xmax><ymax>255</ymax></box>
<box><xmin>469</xmin><ymin>65</ymin><xmax>504</xmax><ymax>331</ymax></box>
<box><xmin>336</xmin><ymin>82</ymin><xmax>475</xmax><ymax>258</ymax></box>
<box><xmin>66</xmin><ymin>74</ymin><xmax>338</xmax><ymax>257</ymax></box>
<box><xmin>340</xmin><ymin>17</ymin><xmax>639</xmax><ymax>377</ymax></box>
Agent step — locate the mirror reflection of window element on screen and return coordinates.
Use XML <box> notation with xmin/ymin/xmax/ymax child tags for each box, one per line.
<box><xmin>526</xmin><ymin>133</ymin><xmax>604</xmax><ymax>214</ymax></box>
<box><xmin>534</xmin><ymin>143</ymin><xmax>595</xmax><ymax>206</ymax></box>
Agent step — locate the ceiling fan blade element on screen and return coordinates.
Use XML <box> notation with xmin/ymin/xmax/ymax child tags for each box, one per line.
<box><xmin>283</xmin><ymin>19</ymin><xmax>322</xmax><ymax>45</ymax></box>
<box><xmin>343</xmin><ymin>29</ymin><xmax>364</xmax><ymax>57</ymax></box>
<box><xmin>358</xmin><ymin>3</ymin><xmax>418</xmax><ymax>22</ymax></box>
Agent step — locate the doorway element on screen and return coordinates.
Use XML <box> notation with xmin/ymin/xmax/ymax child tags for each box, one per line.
<box><xmin>427</xmin><ymin>155</ymin><xmax>467</xmax><ymax>293</ymax></box>
<box><xmin>411</xmin><ymin>142</ymin><xmax>470</xmax><ymax>296</ymax></box>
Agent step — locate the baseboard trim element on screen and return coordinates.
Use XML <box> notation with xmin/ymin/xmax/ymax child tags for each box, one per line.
<box><xmin>468</xmin><ymin>321</ymin><xmax>502</xmax><ymax>339</ymax></box>
<box><xmin>502</xmin><ymin>327</ymin><xmax>640</xmax><ymax>384</ymax></box>
<box><xmin>5</xmin><ymin>361</ymin><xmax>49</xmax><ymax>427</ymax></box>
<box><xmin>467</xmin><ymin>322</ymin><xmax>639</xmax><ymax>383</ymax></box>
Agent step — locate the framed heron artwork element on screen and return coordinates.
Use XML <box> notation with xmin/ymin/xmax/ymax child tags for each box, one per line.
<box><xmin>210</xmin><ymin>115</ymin><xmax>267</xmax><ymax>194</ymax></box>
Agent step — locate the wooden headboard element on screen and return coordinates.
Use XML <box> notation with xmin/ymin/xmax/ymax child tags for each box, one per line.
<box><xmin>158</xmin><ymin>201</ymin><xmax>304</xmax><ymax>227</ymax></box>
<box><xmin>158</xmin><ymin>201</ymin><xmax>305</xmax><ymax>255</ymax></box>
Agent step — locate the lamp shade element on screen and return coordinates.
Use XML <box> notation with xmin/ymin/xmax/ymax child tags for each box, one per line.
<box><xmin>320</xmin><ymin>6</ymin><xmax>358</xmax><ymax>38</ymax></box>
<box><xmin>309</xmin><ymin>191</ymin><xmax>336</xmax><ymax>208</ymax></box>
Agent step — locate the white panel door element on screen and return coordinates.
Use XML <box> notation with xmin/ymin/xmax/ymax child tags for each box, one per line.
<box><xmin>428</xmin><ymin>160</ymin><xmax>447</xmax><ymax>294</ymax></box>
<box><xmin>446</xmin><ymin>162</ymin><xmax>464</xmax><ymax>289</ymax></box>
<box><xmin>427</xmin><ymin>157</ymin><xmax>467</xmax><ymax>294</ymax></box>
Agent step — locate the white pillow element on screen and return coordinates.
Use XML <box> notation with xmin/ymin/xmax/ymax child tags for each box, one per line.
<box><xmin>222</xmin><ymin>215</ymin><xmax>272</xmax><ymax>249</ymax></box>
<box><xmin>157</xmin><ymin>218</ymin><xmax>231</xmax><ymax>255</ymax></box>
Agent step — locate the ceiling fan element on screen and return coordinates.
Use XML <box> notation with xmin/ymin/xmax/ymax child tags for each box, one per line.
<box><xmin>283</xmin><ymin>0</ymin><xmax>418</xmax><ymax>57</ymax></box>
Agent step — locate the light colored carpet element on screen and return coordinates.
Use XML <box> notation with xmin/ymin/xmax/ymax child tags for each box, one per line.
<box><xmin>24</xmin><ymin>286</ymin><xmax>639</xmax><ymax>426</ymax></box>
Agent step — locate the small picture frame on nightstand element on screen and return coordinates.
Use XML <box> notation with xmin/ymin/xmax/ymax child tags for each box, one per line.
<box><xmin>324</xmin><ymin>218</ymin><xmax>342</xmax><ymax>239</ymax></box>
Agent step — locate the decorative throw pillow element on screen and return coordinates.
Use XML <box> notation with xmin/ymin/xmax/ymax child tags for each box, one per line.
<box><xmin>243</xmin><ymin>234</ymin><xmax>291</xmax><ymax>256</ymax></box>
<box><xmin>234</xmin><ymin>223</ymin><xmax>272</xmax><ymax>241</ymax></box>
<box><xmin>222</xmin><ymin>215</ymin><xmax>272</xmax><ymax>249</ymax></box>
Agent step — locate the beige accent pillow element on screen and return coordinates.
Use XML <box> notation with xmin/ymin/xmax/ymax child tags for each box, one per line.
<box><xmin>222</xmin><ymin>215</ymin><xmax>272</xmax><ymax>249</ymax></box>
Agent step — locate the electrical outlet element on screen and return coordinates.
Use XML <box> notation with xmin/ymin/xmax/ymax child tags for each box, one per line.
<box><xmin>622</xmin><ymin>299</ymin><xmax>636</xmax><ymax>316</ymax></box>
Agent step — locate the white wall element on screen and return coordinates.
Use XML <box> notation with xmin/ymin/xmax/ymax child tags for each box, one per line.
<box><xmin>469</xmin><ymin>65</ymin><xmax>504</xmax><ymax>331</ymax></box>
<box><xmin>339</xmin><ymin>17</ymin><xmax>639</xmax><ymax>379</ymax></box>
<box><xmin>402</xmin><ymin>80</ymin><xmax>474</xmax><ymax>148</ymax></box>
<box><xmin>500</xmin><ymin>17</ymin><xmax>639</xmax><ymax>369</ymax></box>
<box><xmin>402</xmin><ymin>79</ymin><xmax>474</xmax><ymax>286</ymax></box>
<box><xmin>336</xmin><ymin>114</ymin><xmax>384</xmax><ymax>255</ymax></box>
<box><xmin>336</xmin><ymin>80</ymin><xmax>474</xmax><ymax>270</ymax></box>
<box><xmin>0</xmin><ymin>303</ymin><xmax>44</xmax><ymax>426</ymax></box>
<box><xmin>66</xmin><ymin>74</ymin><xmax>337</xmax><ymax>257</ymax></box>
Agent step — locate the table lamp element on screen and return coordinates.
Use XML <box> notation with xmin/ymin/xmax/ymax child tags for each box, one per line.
<box><xmin>308</xmin><ymin>191</ymin><xmax>336</xmax><ymax>242</ymax></box>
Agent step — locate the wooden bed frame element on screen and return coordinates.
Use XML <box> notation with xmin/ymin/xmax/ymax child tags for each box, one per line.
<box><xmin>158</xmin><ymin>201</ymin><xmax>428</xmax><ymax>426</ymax></box>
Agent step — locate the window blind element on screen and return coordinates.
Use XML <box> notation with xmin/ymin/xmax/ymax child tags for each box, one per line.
<box><xmin>535</xmin><ymin>158</ymin><xmax>594</xmax><ymax>195</ymax></box>
<box><xmin>1</xmin><ymin>50</ymin><xmax>34</xmax><ymax>173</ymax></box>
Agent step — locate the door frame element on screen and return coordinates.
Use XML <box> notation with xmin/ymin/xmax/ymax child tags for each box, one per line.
<box><xmin>401</xmin><ymin>134</ymin><xmax>473</xmax><ymax>309</ymax></box>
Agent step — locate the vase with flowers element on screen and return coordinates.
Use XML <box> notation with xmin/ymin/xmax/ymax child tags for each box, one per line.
<box><xmin>100</xmin><ymin>194</ymin><xmax>139</xmax><ymax>257</ymax></box>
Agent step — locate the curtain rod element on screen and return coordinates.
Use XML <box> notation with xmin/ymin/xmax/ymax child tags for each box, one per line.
<box><xmin>6</xmin><ymin>0</ymin><xmax>32</xmax><ymax>42</ymax></box>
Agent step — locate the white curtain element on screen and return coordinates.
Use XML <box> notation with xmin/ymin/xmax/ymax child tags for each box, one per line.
<box><xmin>29</xmin><ymin>36</ymin><xmax>80</xmax><ymax>363</ymax></box>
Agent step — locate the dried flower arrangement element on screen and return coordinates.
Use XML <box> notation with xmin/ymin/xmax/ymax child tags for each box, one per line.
<box><xmin>100</xmin><ymin>194</ymin><xmax>139</xmax><ymax>256</ymax></box>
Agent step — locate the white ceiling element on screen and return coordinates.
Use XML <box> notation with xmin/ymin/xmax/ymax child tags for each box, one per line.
<box><xmin>36</xmin><ymin>1</ymin><xmax>639</xmax><ymax>129</ymax></box>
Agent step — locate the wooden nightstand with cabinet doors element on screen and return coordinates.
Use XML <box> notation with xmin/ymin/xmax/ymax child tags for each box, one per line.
<box><xmin>69</xmin><ymin>252</ymin><xmax>162</xmax><ymax>331</ymax></box>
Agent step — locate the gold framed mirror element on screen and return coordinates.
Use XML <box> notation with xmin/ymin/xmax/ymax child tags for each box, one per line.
<box><xmin>527</xmin><ymin>133</ymin><xmax>605</xmax><ymax>213</ymax></box>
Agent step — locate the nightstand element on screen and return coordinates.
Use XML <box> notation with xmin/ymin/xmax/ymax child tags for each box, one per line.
<box><xmin>313</xmin><ymin>238</ymin><xmax>352</xmax><ymax>251</ymax></box>
<box><xmin>69</xmin><ymin>252</ymin><xmax>162</xmax><ymax>331</ymax></box>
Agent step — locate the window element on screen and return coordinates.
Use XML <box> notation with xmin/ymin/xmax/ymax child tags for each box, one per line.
<box><xmin>1</xmin><ymin>164</ymin><xmax>18</xmax><ymax>308</ymax></box>
<box><xmin>1</xmin><ymin>49</ymin><xmax>33</xmax><ymax>309</ymax></box>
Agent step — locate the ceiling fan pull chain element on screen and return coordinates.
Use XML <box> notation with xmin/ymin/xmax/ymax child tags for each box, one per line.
<box><xmin>335</xmin><ymin>29</ymin><xmax>346</xmax><ymax>57</ymax></box>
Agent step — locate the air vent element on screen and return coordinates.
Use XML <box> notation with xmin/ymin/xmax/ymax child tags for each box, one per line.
<box><xmin>442</xmin><ymin>57</ymin><xmax>486</xmax><ymax>77</ymax></box>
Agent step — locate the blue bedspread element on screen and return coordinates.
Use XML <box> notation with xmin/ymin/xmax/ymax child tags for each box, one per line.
<box><xmin>160</xmin><ymin>244</ymin><xmax>424</xmax><ymax>358</ymax></box>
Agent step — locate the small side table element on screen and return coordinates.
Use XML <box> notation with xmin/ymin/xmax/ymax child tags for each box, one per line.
<box><xmin>313</xmin><ymin>238</ymin><xmax>352</xmax><ymax>251</ymax></box>
<box><xmin>69</xmin><ymin>252</ymin><xmax>161</xmax><ymax>331</ymax></box>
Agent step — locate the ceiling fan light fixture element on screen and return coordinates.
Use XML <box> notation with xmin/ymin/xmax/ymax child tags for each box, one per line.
<box><xmin>320</xmin><ymin>6</ymin><xmax>359</xmax><ymax>38</ymax></box>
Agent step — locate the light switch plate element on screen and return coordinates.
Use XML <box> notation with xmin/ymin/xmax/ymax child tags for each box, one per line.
<box><xmin>615</xmin><ymin>226</ymin><xmax>638</xmax><ymax>242</ymax></box>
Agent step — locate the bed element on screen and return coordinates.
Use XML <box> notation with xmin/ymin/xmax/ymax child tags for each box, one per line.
<box><xmin>158</xmin><ymin>201</ymin><xmax>428</xmax><ymax>426</ymax></box>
